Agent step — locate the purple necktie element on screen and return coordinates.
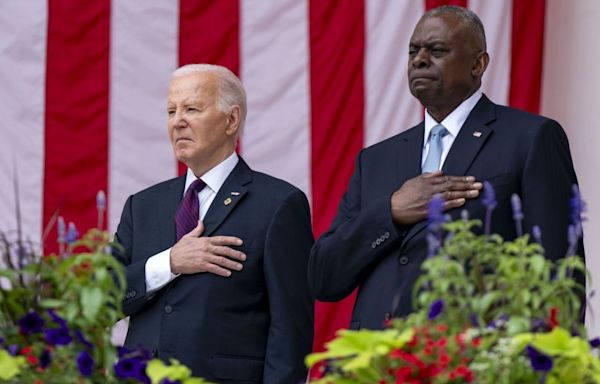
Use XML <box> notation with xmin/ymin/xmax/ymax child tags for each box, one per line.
<box><xmin>175</xmin><ymin>179</ymin><xmax>206</xmax><ymax>241</ymax></box>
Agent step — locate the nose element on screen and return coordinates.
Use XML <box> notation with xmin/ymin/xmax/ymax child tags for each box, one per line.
<box><xmin>171</xmin><ymin>109</ymin><xmax>186</xmax><ymax>129</ymax></box>
<box><xmin>411</xmin><ymin>48</ymin><xmax>429</xmax><ymax>69</ymax></box>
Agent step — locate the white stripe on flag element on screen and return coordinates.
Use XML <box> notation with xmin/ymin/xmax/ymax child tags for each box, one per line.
<box><xmin>109</xmin><ymin>0</ymin><xmax>180</xmax><ymax>231</ymax></box>
<box><xmin>470</xmin><ymin>0</ymin><xmax>512</xmax><ymax>105</ymax></box>
<box><xmin>365</xmin><ymin>0</ymin><xmax>424</xmax><ymax>147</ymax></box>
<box><xmin>0</xmin><ymin>1</ymin><xmax>47</xmax><ymax>243</ymax></box>
<box><xmin>240</xmin><ymin>0</ymin><xmax>312</xmax><ymax>199</ymax></box>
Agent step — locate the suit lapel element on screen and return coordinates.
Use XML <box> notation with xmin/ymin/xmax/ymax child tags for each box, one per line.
<box><xmin>402</xmin><ymin>95</ymin><xmax>497</xmax><ymax>247</ymax></box>
<box><xmin>202</xmin><ymin>158</ymin><xmax>252</xmax><ymax>237</ymax></box>
<box><xmin>159</xmin><ymin>176</ymin><xmax>186</xmax><ymax>248</ymax></box>
<box><xmin>396</xmin><ymin>123</ymin><xmax>424</xmax><ymax>181</ymax></box>
<box><xmin>442</xmin><ymin>95</ymin><xmax>496</xmax><ymax>176</ymax></box>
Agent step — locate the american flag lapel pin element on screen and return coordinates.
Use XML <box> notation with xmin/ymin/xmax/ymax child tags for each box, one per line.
<box><xmin>473</xmin><ymin>131</ymin><xmax>482</xmax><ymax>138</ymax></box>
<box><xmin>230</xmin><ymin>191</ymin><xmax>240</xmax><ymax>196</ymax></box>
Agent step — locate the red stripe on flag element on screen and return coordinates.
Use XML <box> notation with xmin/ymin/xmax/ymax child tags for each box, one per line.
<box><xmin>43</xmin><ymin>0</ymin><xmax>110</xmax><ymax>252</ymax></box>
<box><xmin>309</xmin><ymin>0</ymin><xmax>365</xmax><ymax>357</ymax></box>
<box><xmin>509</xmin><ymin>0</ymin><xmax>545</xmax><ymax>113</ymax></box>
<box><xmin>177</xmin><ymin>0</ymin><xmax>240</xmax><ymax>175</ymax></box>
<box><xmin>425</xmin><ymin>0</ymin><xmax>467</xmax><ymax>10</ymax></box>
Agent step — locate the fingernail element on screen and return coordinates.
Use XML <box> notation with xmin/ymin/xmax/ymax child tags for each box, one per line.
<box><xmin>237</xmin><ymin>264</ymin><xmax>243</xmax><ymax>270</ymax></box>
<box><xmin>241</xmin><ymin>254</ymin><xmax>247</xmax><ymax>261</ymax></box>
<box><xmin>226</xmin><ymin>271</ymin><xmax>232</xmax><ymax>277</ymax></box>
<box><xmin>465</xmin><ymin>176</ymin><xmax>475</xmax><ymax>181</ymax></box>
<box><xmin>473</xmin><ymin>182</ymin><xmax>483</xmax><ymax>188</ymax></box>
<box><xmin>238</xmin><ymin>239</ymin><xmax>243</xmax><ymax>245</ymax></box>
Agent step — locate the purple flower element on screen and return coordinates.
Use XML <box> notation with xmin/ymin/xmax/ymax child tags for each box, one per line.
<box><xmin>48</xmin><ymin>310</ymin><xmax>67</xmax><ymax>329</ymax></box>
<box><xmin>526</xmin><ymin>345</ymin><xmax>553</xmax><ymax>372</ymax></box>
<box><xmin>76</xmin><ymin>330</ymin><xmax>94</xmax><ymax>350</ymax></box>
<box><xmin>590</xmin><ymin>338</ymin><xmax>600</xmax><ymax>348</ymax></box>
<box><xmin>19</xmin><ymin>311</ymin><xmax>45</xmax><ymax>334</ymax></box>
<box><xmin>469</xmin><ymin>314</ymin><xmax>479</xmax><ymax>327</ymax></box>
<box><xmin>114</xmin><ymin>357</ymin><xmax>149</xmax><ymax>383</ymax></box>
<box><xmin>532</xmin><ymin>225</ymin><xmax>542</xmax><ymax>244</ymax></box>
<box><xmin>45</xmin><ymin>327</ymin><xmax>72</xmax><ymax>346</ymax></box>
<box><xmin>427</xmin><ymin>299</ymin><xmax>444</xmax><ymax>320</ymax></box>
<box><xmin>511</xmin><ymin>194</ymin><xmax>524</xmax><ymax>236</ymax></box>
<box><xmin>96</xmin><ymin>190</ymin><xmax>106</xmax><ymax>211</ymax></box>
<box><xmin>460</xmin><ymin>209</ymin><xmax>469</xmax><ymax>221</ymax></box>
<box><xmin>427</xmin><ymin>194</ymin><xmax>445</xmax><ymax>230</ymax></box>
<box><xmin>57</xmin><ymin>216</ymin><xmax>66</xmax><ymax>243</ymax></box>
<box><xmin>7</xmin><ymin>345</ymin><xmax>19</xmax><ymax>356</ymax></box>
<box><xmin>570</xmin><ymin>184</ymin><xmax>586</xmax><ymax>226</ymax></box>
<box><xmin>426</xmin><ymin>232</ymin><xmax>441</xmax><ymax>258</ymax></box>
<box><xmin>77</xmin><ymin>350</ymin><xmax>94</xmax><ymax>377</ymax></box>
<box><xmin>481</xmin><ymin>181</ymin><xmax>497</xmax><ymax>210</ymax></box>
<box><xmin>488</xmin><ymin>314</ymin><xmax>509</xmax><ymax>329</ymax></box>
<box><xmin>117</xmin><ymin>346</ymin><xmax>131</xmax><ymax>358</ymax></box>
<box><xmin>66</xmin><ymin>222</ymin><xmax>79</xmax><ymax>244</ymax></box>
<box><xmin>161</xmin><ymin>380</ymin><xmax>181</xmax><ymax>384</ymax></box>
<box><xmin>40</xmin><ymin>349</ymin><xmax>51</xmax><ymax>368</ymax></box>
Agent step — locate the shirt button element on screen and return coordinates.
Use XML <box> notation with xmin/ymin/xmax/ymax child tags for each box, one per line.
<box><xmin>164</xmin><ymin>305</ymin><xmax>173</xmax><ymax>314</ymax></box>
<box><xmin>399</xmin><ymin>256</ymin><xmax>409</xmax><ymax>265</ymax></box>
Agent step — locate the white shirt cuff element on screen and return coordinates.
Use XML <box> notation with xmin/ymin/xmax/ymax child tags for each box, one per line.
<box><xmin>145</xmin><ymin>248</ymin><xmax>178</xmax><ymax>294</ymax></box>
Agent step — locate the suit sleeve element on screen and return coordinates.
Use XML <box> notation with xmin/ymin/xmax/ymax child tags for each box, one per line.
<box><xmin>521</xmin><ymin>119</ymin><xmax>584</xmax><ymax>262</ymax></box>
<box><xmin>113</xmin><ymin>195</ymin><xmax>153</xmax><ymax>316</ymax></box>
<box><xmin>262</xmin><ymin>189</ymin><xmax>314</xmax><ymax>383</ymax></box>
<box><xmin>308</xmin><ymin>151</ymin><xmax>406</xmax><ymax>302</ymax></box>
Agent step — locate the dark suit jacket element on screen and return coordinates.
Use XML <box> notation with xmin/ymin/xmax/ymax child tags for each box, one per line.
<box><xmin>308</xmin><ymin>94</ymin><xmax>583</xmax><ymax>330</ymax></box>
<box><xmin>114</xmin><ymin>158</ymin><xmax>314</xmax><ymax>383</ymax></box>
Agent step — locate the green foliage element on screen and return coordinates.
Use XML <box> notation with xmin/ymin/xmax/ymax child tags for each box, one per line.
<box><xmin>306</xmin><ymin>216</ymin><xmax>592</xmax><ymax>383</ymax></box>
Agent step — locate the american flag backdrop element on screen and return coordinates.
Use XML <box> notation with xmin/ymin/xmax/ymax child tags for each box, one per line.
<box><xmin>0</xmin><ymin>0</ymin><xmax>565</xmax><ymax>353</ymax></box>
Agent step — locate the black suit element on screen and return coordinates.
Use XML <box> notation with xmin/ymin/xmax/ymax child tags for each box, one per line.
<box><xmin>114</xmin><ymin>158</ymin><xmax>314</xmax><ymax>383</ymax></box>
<box><xmin>308</xmin><ymin>95</ymin><xmax>582</xmax><ymax>330</ymax></box>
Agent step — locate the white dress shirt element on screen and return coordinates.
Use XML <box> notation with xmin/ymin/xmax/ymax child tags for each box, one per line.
<box><xmin>144</xmin><ymin>152</ymin><xmax>239</xmax><ymax>294</ymax></box>
<box><xmin>421</xmin><ymin>90</ymin><xmax>482</xmax><ymax>169</ymax></box>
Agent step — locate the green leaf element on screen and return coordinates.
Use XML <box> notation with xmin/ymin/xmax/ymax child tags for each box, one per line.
<box><xmin>0</xmin><ymin>350</ymin><xmax>26</xmax><ymax>380</ymax></box>
<box><xmin>80</xmin><ymin>286</ymin><xmax>103</xmax><ymax>321</ymax></box>
<box><xmin>39</xmin><ymin>298</ymin><xmax>65</xmax><ymax>308</ymax></box>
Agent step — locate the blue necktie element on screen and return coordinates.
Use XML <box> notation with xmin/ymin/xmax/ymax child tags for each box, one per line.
<box><xmin>422</xmin><ymin>124</ymin><xmax>448</xmax><ymax>173</ymax></box>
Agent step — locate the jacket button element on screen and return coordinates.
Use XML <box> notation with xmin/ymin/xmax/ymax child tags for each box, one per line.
<box><xmin>164</xmin><ymin>305</ymin><xmax>173</xmax><ymax>314</ymax></box>
<box><xmin>399</xmin><ymin>256</ymin><xmax>409</xmax><ymax>265</ymax></box>
<box><xmin>371</xmin><ymin>242</ymin><xmax>377</xmax><ymax>249</ymax></box>
<box><xmin>384</xmin><ymin>232</ymin><xmax>390</xmax><ymax>239</ymax></box>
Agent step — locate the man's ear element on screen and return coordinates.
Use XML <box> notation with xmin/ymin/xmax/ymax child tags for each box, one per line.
<box><xmin>472</xmin><ymin>51</ymin><xmax>489</xmax><ymax>77</ymax></box>
<box><xmin>225</xmin><ymin>105</ymin><xmax>241</xmax><ymax>137</ymax></box>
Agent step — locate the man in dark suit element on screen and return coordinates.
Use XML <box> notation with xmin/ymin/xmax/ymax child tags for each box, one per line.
<box><xmin>308</xmin><ymin>6</ymin><xmax>582</xmax><ymax>330</ymax></box>
<box><xmin>113</xmin><ymin>64</ymin><xmax>314</xmax><ymax>383</ymax></box>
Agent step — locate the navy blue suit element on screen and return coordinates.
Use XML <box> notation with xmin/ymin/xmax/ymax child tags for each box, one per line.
<box><xmin>309</xmin><ymin>95</ymin><xmax>582</xmax><ymax>330</ymax></box>
<box><xmin>114</xmin><ymin>158</ymin><xmax>314</xmax><ymax>383</ymax></box>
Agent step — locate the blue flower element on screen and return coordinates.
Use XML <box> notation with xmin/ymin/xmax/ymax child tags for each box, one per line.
<box><xmin>481</xmin><ymin>181</ymin><xmax>497</xmax><ymax>210</ymax></box>
<box><xmin>45</xmin><ymin>327</ymin><xmax>72</xmax><ymax>346</ymax></box>
<box><xmin>19</xmin><ymin>311</ymin><xmax>45</xmax><ymax>334</ymax></box>
<box><xmin>7</xmin><ymin>345</ymin><xmax>19</xmax><ymax>356</ymax></box>
<box><xmin>590</xmin><ymin>338</ymin><xmax>600</xmax><ymax>348</ymax></box>
<box><xmin>161</xmin><ymin>380</ymin><xmax>182</xmax><ymax>384</ymax></box>
<box><xmin>48</xmin><ymin>310</ymin><xmax>67</xmax><ymax>329</ymax></box>
<box><xmin>40</xmin><ymin>349</ymin><xmax>52</xmax><ymax>368</ymax></box>
<box><xmin>427</xmin><ymin>194</ymin><xmax>445</xmax><ymax>230</ymax></box>
<box><xmin>511</xmin><ymin>194</ymin><xmax>524</xmax><ymax>236</ymax></box>
<box><xmin>488</xmin><ymin>314</ymin><xmax>509</xmax><ymax>329</ymax></box>
<box><xmin>66</xmin><ymin>222</ymin><xmax>79</xmax><ymax>244</ymax></box>
<box><xmin>114</xmin><ymin>357</ymin><xmax>149</xmax><ymax>383</ymax></box>
<box><xmin>525</xmin><ymin>345</ymin><xmax>553</xmax><ymax>372</ymax></box>
<box><xmin>532</xmin><ymin>225</ymin><xmax>542</xmax><ymax>244</ymax></box>
<box><xmin>469</xmin><ymin>314</ymin><xmax>479</xmax><ymax>327</ymax></box>
<box><xmin>76</xmin><ymin>330</ymin><xmax>94</xmax><ymax>350</ymax></box>
<box><xmin>427</xmin><ymin>299</ymin><xmax>444</xmax><ymax>320</ymax></box>
<box><xmin>77</xmin><ymin>350</ymin><xmax>94</xmax><ymax>377</ymax></box>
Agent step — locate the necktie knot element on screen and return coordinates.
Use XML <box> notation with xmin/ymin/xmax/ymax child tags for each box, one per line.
<box><xmin>188</xmin><ymin>178</ymin><xmax>206</xmax><ymax>194</ymax></box>
<box><xmin>430</xmin><ymin>124</ymin><xmax>448</xmax><ymax>139</ymax></box>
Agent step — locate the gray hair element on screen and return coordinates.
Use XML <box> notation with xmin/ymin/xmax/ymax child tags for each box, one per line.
<box><xmin>422</xmin><ymin>5</ymin><xmax>487</xmax><ymax>51</ymax></box>
<box><xmin>172</xmin><ymin>64</ymin><xmax>247</xmax><ymax>134</ymax></box>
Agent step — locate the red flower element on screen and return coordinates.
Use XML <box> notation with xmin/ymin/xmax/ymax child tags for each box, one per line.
<box><xmin>549</xmin><ymin>307</ymin><xmax>559</xmax><ymax>329</ymax></box>
<box><xmin>436</xmin><ymin>324</ymin><xmax>448</xmax><ymax>333</ymax></box>
<box><xmin>26</xmin><ymin>354</ymin><xmax>39</xmax><ymax>365</ymax></box>
<box><xmin>471</xmin><ymin>337</ymin><xmax>481</xmax><ymax>347</ymax></box>
<box><xmin>436</xmin><ymin>337</ymin><xmax>447</xmax><ymax>348</ymax></box>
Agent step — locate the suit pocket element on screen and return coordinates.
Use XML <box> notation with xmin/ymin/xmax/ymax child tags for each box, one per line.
<box><xmin>211</xmin><ymin>355</ymin><xmax>264</xmax><ymax>381</ymax></box>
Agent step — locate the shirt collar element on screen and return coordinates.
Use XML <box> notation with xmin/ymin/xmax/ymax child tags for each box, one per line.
<box><xmin>423</xmin><ymin>90</ymin><xmax>482</xmax><ymax>144</ymax></box>
<box><xmin>184</xmin><ymin>152</ymin><xmax>239</xmax><ymax>194</ymax></box>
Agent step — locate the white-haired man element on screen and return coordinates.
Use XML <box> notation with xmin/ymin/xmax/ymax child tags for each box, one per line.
<box><xmin>114</xmin><ymin>64</ymin><xmax>314</xmax><ymax>383</ymax></box>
